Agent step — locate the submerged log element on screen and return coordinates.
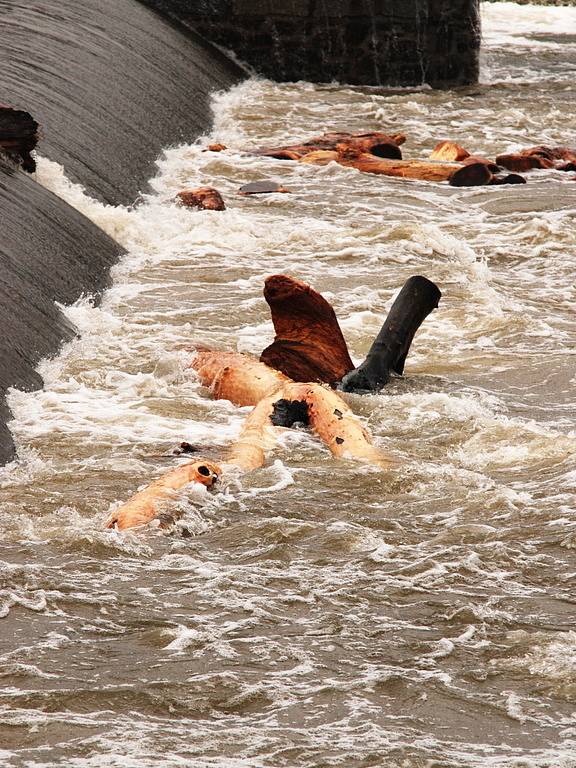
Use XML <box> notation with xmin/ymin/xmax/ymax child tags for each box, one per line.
<box><xmin>176</xmin><ymin>187</ymin><xmax>226</xmax><ymax>211</ymax></box>
<box><xmin>105</xmin><ymin>459</ymin><xmax>221</xmax><ymax>530</ymax></box>
<box><xmin>490</xmin><ymin>173</ymin><xmax>527</xmax><ymax>185</ymax></box>
<box><xmin>260</xmin><ymin>274</ymin><xmax>354</xmax><ymax>384</ymax></box>
<box><xmin>339</xmin><ymin>276</ymin><xmax>441</xmax><ymax>393</ymax></box>
<box><xmin>494</xmin><ymin>145</ymin><xmax>576</xmax><ymax>173</ymax></box>
<box><xmin>0</xmin><ymin>105</ymin><xmax>39</xmax><ymax>173</ymax></box>
<box><xmin>335</xmin><ymin>147</ymin><xmax>461</xmax><ymax>182</ymax></box>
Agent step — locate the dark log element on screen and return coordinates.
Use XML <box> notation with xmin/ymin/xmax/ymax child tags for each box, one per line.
<box><xmin>339</xmin><ymin>276</ymin><xmax>441</xmax><ymax>393</ymax></box>
<box><xmin>260</xmin><ymin>274</ymin><xmax>354</xmax><ymax>385</ymax></box>
<box><xmin>176</xmin><ymin>187</ymin><xmax>226</xmax><ymax>210</ymax></box>
<box><xmin>489</xmin><ymin>173</ymin><xmax>527</xmax><ymax>185</ymax></box>
<box><xmin>0</xmin><ymin>105</ymin><xmax>39</xmax><ymax>172</ymax></box>
<box><xmin>449</xmin><ymin>162</ymin><xmax>494</xmax><ymax>187</ymax></box>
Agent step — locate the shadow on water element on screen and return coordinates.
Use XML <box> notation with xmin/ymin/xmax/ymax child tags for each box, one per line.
<box><xmin>0</xmin><ymin>0</ymin><xmax>245</xmax><ymax>461</ymax></box>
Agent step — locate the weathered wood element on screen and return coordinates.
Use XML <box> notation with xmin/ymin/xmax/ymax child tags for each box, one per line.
<box><xmin>260</xmin><ymin>274</ymin><xmax>354</xmax><ymax>385</ymax></box>
<box><xmin>105</xmin><ymin>459</ymin><xmax>221</xmax><ymax>530</ymax></box>
<box><xmin>494</xmin><ymin>145</ymin><xmax>576</xmax><ymax>173</ymax></box>
<box><xmin>430</xmin><ymin>140</ymin><xmax>471</xmax><ymax>162</ymax></box>
<box><xmin>0</xmin><ymin>105</ymin><xmax>38</xmax><ymax>172</ymax></box>
<box><xmin>192</xmin><ymin>349</ymin><xmax>289</xmax><ymax>406</ymax></box>
<box><xmin>196</xmin><ymin>351</ymin><xmax>392</xmax><ymax>469</ymax></box>
<box><xmin>339</xmin><ymin>276</ymin><xmax>441</xmax><ymax>393</ymax></box>
<box><xmin>335</xmin><ymin>146</ymin><xmax>462</xmax><ymax>182</ymax></box>
<box><xmin>176</xmin><ymin>187</ymin><xmax>226</xmax><ymax>211</ymax></box>
<box><xmin>255</xmin><ymin>131</ymin><xmax>405</xmax><ymax>161</ymax></box>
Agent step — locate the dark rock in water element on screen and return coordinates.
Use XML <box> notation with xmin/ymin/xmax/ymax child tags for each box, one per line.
<box><xmin>239</xmin><ymin>181</ymin><xmax>291</xmax><ymax>195</ymax></box>
<box><xmin>0</xmin><ymin>0</ymin><xmax>244</xmax><ymax>205</ymax></box>
<box><xmin>0</xmin><ymin>157</ymin><xmax>123</xmax><ymax>464</ymax></box>
<box><xmin>177</xmin><ymin>187</ymin><xmax>226</xmax><ymax>210</ymax></box>
<box><xmin>0</xmin><ymin>106</ymin><xmax>39</xmax><ymax>173</ymax></box>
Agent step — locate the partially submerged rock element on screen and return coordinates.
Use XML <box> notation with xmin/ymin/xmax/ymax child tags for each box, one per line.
<box><xmin>176</xmin><ymin>187</ymin><xmax>226</xmax><ymax>210</ymax></box>
<box><xmin>239</xmin><ymin>180</ymin><xmax>291</xmax><ymax>195</ymax></box>
<box><xmin>0</xmin><ymin>104</ymin><xmax>39</xmax><ymax>172</ymax></box>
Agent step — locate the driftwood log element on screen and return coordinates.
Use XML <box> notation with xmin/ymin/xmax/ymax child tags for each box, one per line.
<box><xmin>496</xmin><ymin>145</ymin><xmax>576</xmax><ymax>172</ymax></box>
<box><xmin>339</xmin><ymin>276</ymin><xmax>441</xmax><ymax>393</ymax></box>
<box><xmin>105</xmin><ymin>459</ymin><xmax>221</xmax><ymax>530</ymax></box>
<box><xmin>260</xmin><ymin>274</ymin><xmax>441</xmax><ymax>390</ymax></box>
<box><xmin>260</xmin><ymin>274</ymin><xmax>353</xmax><ymax>384</ymax></box>
<box><xmin>192</xmin><ymin>352</ymin><xmax>392</xmax><ymax>471</ymax></box>
<box><xmin>0</xmin><ymin>105</ymin><xmax>39</xmax><ymax>173</ymax></box>
<box><xmin>254</xmin><ymin>131</ymin><xmax>406</xmax><ymax>161</ymax></box>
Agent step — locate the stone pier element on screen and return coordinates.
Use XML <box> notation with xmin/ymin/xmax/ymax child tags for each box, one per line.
<box><xmin>141</xmin><ymin>0</ymin><xmax>480</xmax><ymax>87</ymax></box>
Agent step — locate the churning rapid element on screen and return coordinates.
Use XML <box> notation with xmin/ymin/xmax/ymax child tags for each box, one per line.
<box><xmin>1</xmin><ymin>2</ymin><xmax>575</xmax><ymax>765</ymax></box>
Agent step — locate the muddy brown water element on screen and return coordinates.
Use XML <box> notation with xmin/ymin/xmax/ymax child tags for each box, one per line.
<box><xmin>1</xmin><ymin>3</ymin><xmax>575</xmax><ymax>766</ymax></box>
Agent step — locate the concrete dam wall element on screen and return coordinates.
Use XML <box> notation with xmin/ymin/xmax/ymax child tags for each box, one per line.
<box><xmin>0</xmin><ymin>0</ymin><xmax>243</xmax><ymax>463</ymax></box>
<box><xmin>140</xmin><ymin>0</ymin><xmax>481</xmax><ymax>88</ymax></box>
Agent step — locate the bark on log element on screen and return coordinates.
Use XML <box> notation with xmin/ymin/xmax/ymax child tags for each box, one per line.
<box><xmin>255</xmin><ymin>131</ymin><xmax>405</xmax><ymax>161</ymax></box>
<box><xmin>494</xmin><ymin>145</ymin><xmax>576</xmax><ymax>173</ymax></box>
<box><xmin>339</xmin><ymin>276</ymin><xmax>441</xmax><ymax>393</ymax></box>
<box><xmin>0</xmin><ymin>105</ymin><xmax>39</xmax><ymax>173</ymax></box>
<box><xmin>176</xmin><ymin>187</ymin><xmax>226</xmax><ymax>211</ymax></box>
<box><xmin>105</xmin><ymin>459</ymin><xmax>221</xmax><ymax>530</ymax></box>
<box><xmin>260</xmin><ymin>274</ymin><xmax>354</xmax><ymax>385</ymax></box>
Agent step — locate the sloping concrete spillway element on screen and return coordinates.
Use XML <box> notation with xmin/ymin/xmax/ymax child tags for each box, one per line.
<box><xmin>0</xmin><ymin>0</ymin><xmax>244</xmax><ymax>463</ymax></box>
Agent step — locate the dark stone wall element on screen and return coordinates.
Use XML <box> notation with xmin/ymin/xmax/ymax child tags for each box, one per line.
<box><xmin>141</xmin><ymin>0</ymin><xmax>480</xmax><ymax>88</ymax></box>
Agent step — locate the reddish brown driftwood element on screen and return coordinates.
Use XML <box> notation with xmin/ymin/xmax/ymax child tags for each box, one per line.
<box><xmin>495</xmin><ymin>145</ymin><xmax>576</xmax><ymax>173</ymax></box>
<box><xmin>0</xmin><ymin>105</ymin><xmax>39</xmax><ymax>173</ymax></box>
<box><xmin>260</xmin><ymin>275</ymin><xmax>354</xmax><ymax>384</ymax></box>
<box><xmin>205</xmin><ymin>143</ymin><xmax>227</xmax><ymax>152</ymax></box>
<box><xmin>255</xmin><ymin>131</ymin><xmax>406</xmax><ymax>161</ymax></box>
<box><xmin>176</xmin><ymin>187</ymin><xmax>226</xmax><ymax>211</ymax></box>
<box><xmin>430</xmin><ymin>141</ymin><xmax>471</xmax><ymax>162</ymax></box>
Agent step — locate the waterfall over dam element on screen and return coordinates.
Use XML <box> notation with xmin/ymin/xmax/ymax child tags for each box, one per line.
<box><xmin>0</xmin><ymin>0</ymin><xmax>244</xmax><ymax>463</ymax></box>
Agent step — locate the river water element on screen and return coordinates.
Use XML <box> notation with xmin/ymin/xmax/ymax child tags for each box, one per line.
<box><xmin>1</xmin><ymin>3</ymin><xmax>576</xmax><ymax>766</ymax></box>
